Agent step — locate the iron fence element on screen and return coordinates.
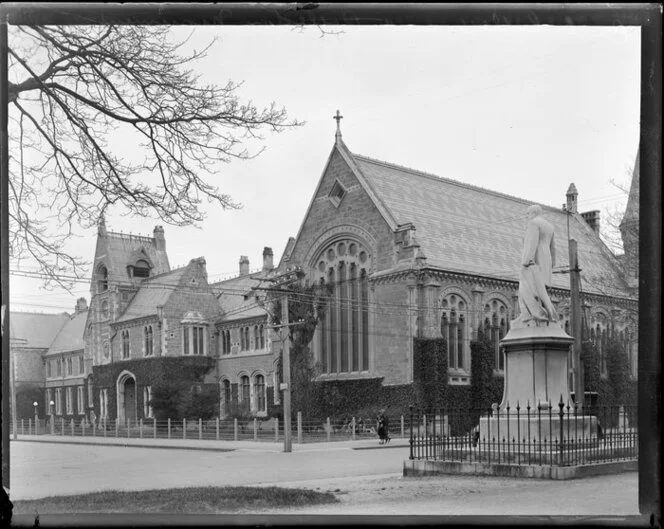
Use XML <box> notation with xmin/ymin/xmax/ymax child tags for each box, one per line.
<box><xmin>408</xmin><ymin>400</ymin><xmax>638</xmax><ymax>467</ymax></box>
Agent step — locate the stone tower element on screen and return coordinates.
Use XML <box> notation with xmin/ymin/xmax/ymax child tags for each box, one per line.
<box><xmin>619</xmin><ymin>148</ymin><xmax>639</xmax><ymax>290</ymax></box>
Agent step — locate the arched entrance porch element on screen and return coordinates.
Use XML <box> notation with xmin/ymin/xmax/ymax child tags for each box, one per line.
<box><xmin>116</xmin><ymin>371</ymin><xmax>137</xmax><ymax>423</ymax></box>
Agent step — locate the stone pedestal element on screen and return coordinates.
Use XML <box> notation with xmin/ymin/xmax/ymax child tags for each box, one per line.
<box><xmin>477</xmin><ymin>320</ymin><xmax>598</xmax><ymax>443</ymax></box>
<box><xmin>478</xmin><ymin>413</ymin><xmax>598</xmax><ymax>443</ymax></box>
<box><xmin>499</xmin><ymin>321</ymin><xmax>573</xmax><ymax>409</ymax></box>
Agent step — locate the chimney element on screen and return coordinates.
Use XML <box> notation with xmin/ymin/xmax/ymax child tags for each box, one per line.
<box><xmin>153</xmin><ymin>225</ymin><xmax>166</xmax><ymax>251</ymax></box>
<box><xmin>239</xmin><ymin>255</ymin><xmax>250</xmax><ymax>276</ymax></box>
<box><xmin>75</xmin><ymin>298</ymin><xmax>88</xmax><ymax>313</ymax></box>
<box><xmin>566</xmin><ymin>183</ymin><xmax>578</xmax><ymax>213</ymax></box>
<box><xmin>581</xmin><ymin>210</ymin><xmax>600</xmax><ymax>235</ymax></box>
<box><xmin>262</xmin><ymin>247</ymin><xmax>274</xmax><ymax>272</ymax></box>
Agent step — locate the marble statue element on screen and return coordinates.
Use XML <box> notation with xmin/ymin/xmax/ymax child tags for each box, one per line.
<box><xmin>515</xmin><ymin>205</ymin><xmax>558</xmax><ymax>325</ymax></box>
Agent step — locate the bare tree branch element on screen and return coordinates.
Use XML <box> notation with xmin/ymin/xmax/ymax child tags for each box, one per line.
<box><xmin>8</xmin><ymin>25</ymin><xmax>303</xmax><ymax>288</ymax></box>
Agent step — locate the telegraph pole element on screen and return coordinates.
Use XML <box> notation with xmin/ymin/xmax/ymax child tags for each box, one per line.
<box><xmin>569</xmin><ymin>239</ymin><xmax>584</xmax><ymax>408</ymax></box>
<box><xmin>254</xmin><ymin>266</ymin><xmax>304</xmax><ymax>453</ymax></box>
<box><xmin>280</xmin><ymin>293</ymin><xmax>292</xmax><ymax>453</ymax></box>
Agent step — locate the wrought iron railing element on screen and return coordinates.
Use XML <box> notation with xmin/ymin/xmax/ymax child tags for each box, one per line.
<box><xmin>409</xmin><ymin>399</ymin><xmax>637</xmax><ymax>467</ymax></box>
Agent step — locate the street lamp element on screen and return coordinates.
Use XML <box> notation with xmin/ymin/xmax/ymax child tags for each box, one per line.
<box><xmin>33</xmin><ymin>402</ymin><xmax>38</xmax><ymax>435</ymax></box>
<box><xmin>49</xmin><ymin>400</ymin><xmax>55</xmax><ymax>435</ymax></box>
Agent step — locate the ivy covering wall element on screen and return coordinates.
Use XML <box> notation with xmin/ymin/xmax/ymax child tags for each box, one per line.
<box><xmin>412</xmin><ymin>337</ymin><xmax>448</xmax><ymax>411</ymax></box>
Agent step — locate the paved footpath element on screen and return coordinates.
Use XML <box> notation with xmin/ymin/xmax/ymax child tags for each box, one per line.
<box><xmin>10</xmin><ymin>432</ymin><xmax>409</xmax><ymax>452</ymax></box>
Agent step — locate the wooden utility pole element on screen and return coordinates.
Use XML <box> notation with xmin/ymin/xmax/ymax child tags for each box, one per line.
<box><xmin>280</xmin><ymin>293</ymin><xmax>292</xmax><ymax>453</ymax></box>
<box><xmin>569</xmin><ymin>239</ymin><xmax>584</xmax><ymax>408</ymax></box>
<box><xmin>253</xmin><ymin>266</ymin><xmax>304</xmax><ymax>453</ymax></box>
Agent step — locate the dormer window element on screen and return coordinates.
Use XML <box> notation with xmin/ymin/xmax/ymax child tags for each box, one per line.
<box><xmin>133</xmin><ymin>259</ymin><xmax>150</xmax><ymax>278</ymax></box>
<box><xmin>328</xmin><ymin>180</ymin><xmax>347</xmax><ymax>208</ymax></box>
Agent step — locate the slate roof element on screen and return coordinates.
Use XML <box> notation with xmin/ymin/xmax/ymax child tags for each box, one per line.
<box><xmin>115</xmin><ymin>267</ymin><xmax>188</xmax><ymax>323</ymax></box>
<box><xmin>100</xmin><ymin>231</ymin><xmax>170</xmax><ymax>284</ymax></box>
<box><xmin>211</xmin><ymin>272</ymin><xmax>270</xmax><ymax>323</ymax></box>
<box><xmin>344</xmin><ymin>145</ymin><xmax>631</xmax><ymax>299</ymax></box>
<box><xmin>48</xmin><ymin>310</ymin><xmax>88</xmax><ymax>354</ymax></box>
<box><xmin>9</xmin><ymin>312</ymin><xmax>70</xmax><ymax>349</ymax></box>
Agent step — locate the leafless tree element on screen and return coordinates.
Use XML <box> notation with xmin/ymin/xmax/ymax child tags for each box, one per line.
<box><xmin>7</xmin><ymin>25</ymin><xmax>302</xmax><ymax>288</ymax></box>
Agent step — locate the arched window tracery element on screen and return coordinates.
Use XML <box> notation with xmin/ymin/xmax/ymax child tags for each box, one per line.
<box><xmin>315</xmin><ymin>239</ymin><xmax>371</xmax><ymax>375</ymax></box>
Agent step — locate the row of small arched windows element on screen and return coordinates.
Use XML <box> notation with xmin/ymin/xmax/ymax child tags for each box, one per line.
<box><xmin>220</xmin><ymin>325</ymin><xmax>266</xmax><ymax>355</ymax></box>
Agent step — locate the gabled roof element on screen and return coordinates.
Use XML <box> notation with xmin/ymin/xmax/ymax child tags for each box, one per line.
<box><xmin>48</xmin><ymin>310</ymin><xmax>88</xmax><ymax>355</ymax></box>
<box><xmin>211</xmin><ymin>271</ymin><xmax>270</xmax><ymax>323</ymax></box>
<box><xmin>96</xmin><ymin>231</ymin><xmax>170</xmax><ymax>285</ymax></box>
<box><xmin>9</xmin><ymin>312</ymin><xmax>70</xmax><ymax>349</ymax></box>
<box><xmin>342</xmin><ymin>150</ymin><xmax>630</xmax><ymax>299</ymax></box>
<box><xmin>115</xmin><ymin>267</ymin><xmax>188</xmax><ymax>323</ymax></box>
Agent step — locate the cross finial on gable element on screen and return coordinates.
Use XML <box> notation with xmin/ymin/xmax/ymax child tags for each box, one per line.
<box><xmin>333</xmin><ymin>109</ymin><xmax>343</xmax><ymax>142</ymax></box>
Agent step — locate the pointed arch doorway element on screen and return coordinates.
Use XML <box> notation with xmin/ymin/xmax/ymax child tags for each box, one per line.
<box><xmin>117</xmin><ymin>371</ymin><xmax>137</xmax><ymax>423</ymax></box>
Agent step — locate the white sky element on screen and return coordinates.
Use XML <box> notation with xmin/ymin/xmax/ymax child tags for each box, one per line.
<box><xmin>10</xmin><ymin>24</ymin><xmax>641</xmax><ymax>313</ymax></box>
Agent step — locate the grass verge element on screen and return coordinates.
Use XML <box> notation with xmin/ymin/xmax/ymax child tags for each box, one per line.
<box><xmin>13</xmin><ymin>486</ymin><xmax>339</xmax><ymax>514</ymax></box>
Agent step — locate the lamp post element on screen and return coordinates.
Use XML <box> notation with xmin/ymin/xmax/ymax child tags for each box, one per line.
<box><xmin>49</xmin><ymin>400</ymin><xmax>55</xmax><ymax>435</ymax></box>
<box><xmin>33</xmin><ymin>402</ymin><xmax>38</xmax><ymax>435</ymax></box>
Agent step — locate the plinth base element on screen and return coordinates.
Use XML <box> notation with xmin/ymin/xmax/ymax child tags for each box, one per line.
<box><xmin>478</xmin><ymin>414</ymin><xmax>598</xmax><ymax>443</ymax></box>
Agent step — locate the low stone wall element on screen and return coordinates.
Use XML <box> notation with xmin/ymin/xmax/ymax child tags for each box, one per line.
<box><xmin>403</xmin><ymin>459</ymin><xmax>637</xmax><ymax>480</ymax></box>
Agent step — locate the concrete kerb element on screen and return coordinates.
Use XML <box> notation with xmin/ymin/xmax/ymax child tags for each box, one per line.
<box><xmin>403</xmin><ymin>458</ymin><xmax>638</xmax><ymax>480</ymax></box>
<box><xmin>11</xmin><ymin>434</ymin><xmax>411</xmax><ymax>453</ymax></box>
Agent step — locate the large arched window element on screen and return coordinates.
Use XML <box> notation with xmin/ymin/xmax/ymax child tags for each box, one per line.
<box><xmin>259</xmin><ymin>325</ymin><xmax>265</xmax><ymax>349</ymax></box>
<box><xmin>239</xmin><ymin>375</ymin><xmax>250</xmax><ymax>413</ymax></box>
<box><xmin>590</xmin><ymin>312</ymin><xmax>610</xmax><ymax>376</ymax></box>
<box><xmin>315</xmin><ymin>239</ymin><xmax>371</xmax><ymax>375</ymax></box>
<box><xmin>441</xmin><ymin>294</ymin><xmax>468</xmax><ymax>371</ymax></box>
<box><xmin>254</xmin><ymin>374</ymin><xmax>266</xmax><ymax>413</ymax></box>
<box><xmin>482</xmin><ymin>299</ymin><xmax>509</xmax><ymax>371</ymax></box>
<box><xmin>144</xmin><ymin>325</ymin><xmax>154</xmax><ymax>356</ymax></box>
<box><xmin>121</xmin><ymin>330</ymin><xmax>130</xmax><ymax>359</ymax></box>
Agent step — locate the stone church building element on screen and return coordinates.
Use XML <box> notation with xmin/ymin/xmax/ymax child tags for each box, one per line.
<box><xmin>274</xmin><ymin>128</ymin><xmax>638</xmax><ymax>408</ymax></box>
<box><xmin>11</xmin><ymin>127</ymin><xmax>639</xmax><ymax>423</ymax></box>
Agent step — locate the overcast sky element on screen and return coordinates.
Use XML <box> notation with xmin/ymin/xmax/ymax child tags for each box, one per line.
<box><xmin>10</xmin><ymin>24</ymin><xmax>641</xmax><ymax>313</ymax></box>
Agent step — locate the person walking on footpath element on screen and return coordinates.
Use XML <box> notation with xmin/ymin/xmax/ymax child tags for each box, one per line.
<box><xmin>377</xmin><ymin>410</ymin><xmax>390</xmax><ymax>445</ymax></box>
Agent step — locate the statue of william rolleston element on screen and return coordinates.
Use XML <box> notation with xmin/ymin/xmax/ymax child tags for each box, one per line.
<box><xmin>515</xmin><ymin>205</ymin><xmax>558</xmax><ymax>325</ymax></box>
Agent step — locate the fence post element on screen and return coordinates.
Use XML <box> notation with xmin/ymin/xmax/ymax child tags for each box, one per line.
<box><xmin>153</xmin><ymin>419</ymin><xmax>157</xmax><ymax>439</ymax></box>
<box><xmin>60</xmin><ymin>417</ymin><xmax>64</xmax><ymax>435</ymax></box>
<box><xmin>103</xmin><ymin>417</ymin><xmax>107</xmax><ymax>437</ymax></box>
<box><xmin>297</xmin><ymin>412</ymin><xmax>303</xmax><ymax>444</ymax></box>
<box><xmin>29</xmin><ymin>418</ymin><xmax>33</xmax><ymax>435</ymax></box>
<box><xmin>275</xmin><ymin>418</ymin><xmax>279</xmax><ymax>442</ymax></box>
<box><xmin>216</xmin><ymin>417</ymin><xmax>220</xmax><ymax>441</ymax></box>
<box><xmin>199</xmin><ymin>418</ymin><xmax>203</xmax><ymax>440</ymax></box>
<box><xmin>351</xmin><ymin>417</ymin><xmax>356</xmax><ymax>441</ymax></box>
<box><xmin>168</xmin><ymin>418</ymin><xmax>171</xmax><ymax>439</ymax></box>
<box><xmin>183</xmin><ymin>419</ymin><xmax>187</xmax><ymax>440</ymax></box>
<box><xmin>234</xmin><ymin>418</ymin><xmax>238</xmax><ymax>441</ymax></box>
<box><xmin>82</xmin><ymin>419</ymin><xmax>85</xmax><ymax>437</ymax></box>
<box><xmin>253</xmin><ymin>418</ymin><xmax>258</xmax><ymax>441</ymax></box>
<box><xmin>127</xmin><ymin>418</ymin><xmax>131</xmax><ymax>438</ymax></box>
<box><xmin>71</xmin><ymin>419</ymin><xmax>75</xmax><ymax>436</ymax></box>
<box><xmin>115</xmin><ymin>418</ymin><xmax>119</xmax><ymax>438</ymax></box>
<box><xmin>401</xmin><ymin>415</ymin><xmax>405</xmax><ymax>439</ymax></box>
<box><xmin>326</xmin><ymin>417</ymin><xmax>331</xmax><ymax>442</ymax></box>
<box><xmin>139</xmin><ymin>419</ymin><xmax>143</xmax><ymax>439</ymax></box>
<box><xmin>21</xmin><ymin>419</ymin><xmax>24</xmax><ymax>436</ymax></box>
